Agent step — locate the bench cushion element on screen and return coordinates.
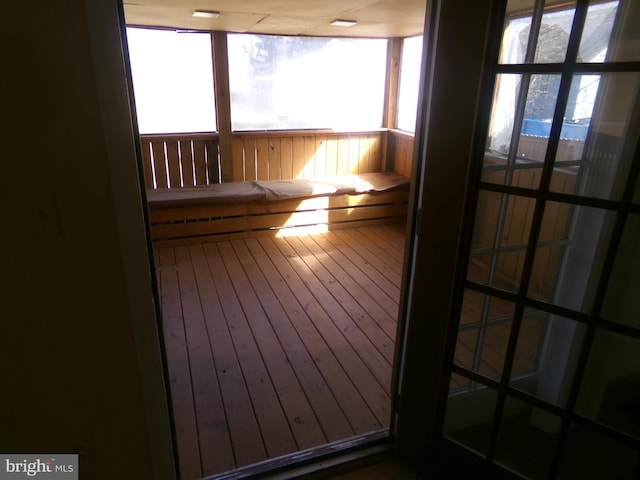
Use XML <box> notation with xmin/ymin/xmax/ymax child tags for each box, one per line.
<box><xmin>147</xmin><ymin>172</ymin><xmax>409</xmax><ymax>207</ymax></box>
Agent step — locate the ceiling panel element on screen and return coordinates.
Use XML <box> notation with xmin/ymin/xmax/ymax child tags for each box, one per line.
<box><xmin>123</xmin><ymin>0</ymin><xmax>427</xmax><ymax>38</ymax></box>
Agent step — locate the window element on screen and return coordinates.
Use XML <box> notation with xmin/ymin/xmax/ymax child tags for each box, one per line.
<box><xmin>227</xmin><ymin>34</ymin><xmax>388</xmax><ymax>131</ymax></box>
<box><xmin>397</xmin><ymin>35</ymin><xmax>423</xmax><ymax>133</ymax></box>
<box><xmin>126</xmin><ymin>27</ymin><xmax>216</xmax><ymax>134</ymax></box>
<box><xmin>443</xmin><ymin>0</ymin><xmax>640</xmax><ymax>477</ymax></box>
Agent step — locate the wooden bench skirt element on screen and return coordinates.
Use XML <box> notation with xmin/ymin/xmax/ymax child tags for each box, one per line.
<box><xmin>147</xmin><ymin>173</ymin><xmax>410</xmax><ymax>246</ymax></box>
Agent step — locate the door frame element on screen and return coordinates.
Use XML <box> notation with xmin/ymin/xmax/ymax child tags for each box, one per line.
<box><xmin>393</xmin><ymin>0</ymin><xmax>507</xmax><ymax>475</ymax></box>
<box><xmin>82</xmin><ymin>1</ymin><xmax>177</xmax><ymax>479</ymax></box>
<box><xmin>83</xmin><ymin>0</ymin><xmax>507</xmax><ymax>477</ymax></box>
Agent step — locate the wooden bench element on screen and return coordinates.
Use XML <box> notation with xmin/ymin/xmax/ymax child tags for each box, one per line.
<box><xmin>139</xmin><ymin>131</ymin><xmax>414</xmax><ymax>246</ymax></box>
<box><xmin>146</xmin><ymin>172</ymin><xmax>410</xmax><ymax>247</ymax></box>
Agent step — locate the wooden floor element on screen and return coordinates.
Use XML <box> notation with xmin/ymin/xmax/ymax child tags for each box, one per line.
<box><xmin>155</xmin><ymin>224</ymin><xmax>406</xmax><ymax>479</ymax></box>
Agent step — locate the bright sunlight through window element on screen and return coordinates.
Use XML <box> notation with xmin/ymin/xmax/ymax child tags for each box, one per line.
<box><xmin>126</xmin><ymin>27</ymin><xmax>216</xmax><ymax>134</ymax></box>
<box><xmin>397</xmin><ymin>36</ymin><xmax>423</xmax><ymax>133</ymax></box>
<box><xmin>227</xmin><ymin>34</ymin><xmax>388</xmax><ymax>131</ymax></box>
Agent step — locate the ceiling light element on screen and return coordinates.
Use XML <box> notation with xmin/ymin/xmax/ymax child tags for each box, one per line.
<box><xmin>330</xmin><ymin>19</ymin><xmax>357</xmax><ymax>27</ymax></box>
<box><xmin>193</xmin><ymin>10</ymin><xmax>220</xmax><ymax>18</ymax></box>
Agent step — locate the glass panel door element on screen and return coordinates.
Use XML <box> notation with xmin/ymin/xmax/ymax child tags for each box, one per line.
<box><xmin>443</xmin><ymin>1</ymin><xmax>640</xmax><ymax>477</ymax></box>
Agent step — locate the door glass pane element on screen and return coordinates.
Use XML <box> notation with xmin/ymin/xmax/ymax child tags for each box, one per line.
<box><xmin>455</xmin><ymin>292</ymin><xmax>516</xmax><ymax>381</ymax></box>
<box><xmin>484</xmin><ymin>74</ymin><xmax>523</xmax><ymax>167</ymax></box>
<box><xmin>551</xmin><ymin>72</ymin><xmax>640</xmax><ymax>201</ymax></box>
<box><xmin>511</xmin><ymin>313</ymin><xmax>586</xmax><ymax>407</ymax></box>
<box><xmin>443</xmin><ymin>386</ymin><xmax>499</xmax><ymax>457</ymax></box>
<box><xmin>479</xmin><ymin>319</ymin><xmax>513</xmax><ymax>380</ymax></box>
<box><xmin>450</xmin><ymin>372</ymin><xmax>472</xmax><ymax>391</ymax></box>
<box><xmin>609</xmin><ymin>0</ymin><xmax>640</xmax><ymax>62</ymax></box>
<box><xmin>485</xmin><ymin>74</ymin><xmax>562</xmax><ymax>188</ymax></box>
<box><xmin>578</xmin><ymin>1</ymin><xmax>620</xmax><ymax>63</ymax></box>
<box><xmin>602</xmin><ymin>214</ymin><xmax>640</xmax><ymax>329</ymax></box>
<box><xmin>443</xmin><ymin>0</ymin><xmax>640</xmax><ymax>473</ymax></box>
<box><xmin>527</xmin><ymin>200</ymin><xmax>573</xmax><ymax>302</ymax></box>
<box><xmin>499</xmin><ymin>1</ymin><xmax>576</xmax><ymax>64</ymax></box>
<box><xmin>467</xmin><ymin>192</ymin><xmax>535</xmax><ymax>294</ymax></box>
<box><xmin>581</xmin><ymin>0</ymin><xmax>640</xmax><ymax>63</ymax></box>
<box><xmin>528</xmin><ymin>203</ymin><xmax>616</xmax><ymax>312</ymax></box>
<box><xmin>533</xmin><ymin>5</ymin><xmax>576</xmax><ymax>63</ymax></box>
<box><xmin>500</xmin><ymin>1</ymin><xmax>535</xmax><ymax>65</ymax></box>
<box><xmin>558</xmin><ymin>424</ymin><xmax>639</xmax><ymax>479</ymax></box>
<box><xmin>510</xmin><ymin>310</ymin><xmax>547</xmax><ymax>376</ymax></box>
<box><xmin>495</xmin><ymin>397</ymin><xmax>560</xmax><ymax>478</ymax></box>
<box><xmin>576</xmin><ymin>329</ymin><xmax>640</xmax><ymax>439</ymax></box>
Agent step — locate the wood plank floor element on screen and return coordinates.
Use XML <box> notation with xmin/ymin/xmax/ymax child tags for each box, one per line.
<box><xmin>155</xmin><ymin>224</ymin><xmax>406</xmax><ymax>479</ymax></box>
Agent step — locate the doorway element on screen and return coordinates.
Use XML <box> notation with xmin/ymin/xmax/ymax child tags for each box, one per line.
<box><xmin>121</xmin><ymin>16</ymin><xmax>419</xmax><ymax>480</ymax></box>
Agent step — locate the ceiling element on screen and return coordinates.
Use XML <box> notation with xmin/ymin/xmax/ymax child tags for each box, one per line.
<box><xmin>123</xmin><ymin>0</ymin><xmax>428</xmax><ymax>38</ymax></box>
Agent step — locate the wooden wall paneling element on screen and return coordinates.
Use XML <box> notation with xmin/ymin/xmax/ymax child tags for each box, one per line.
<box><xmin>151</xmin><ymin>140</ymin><xmax>169</xmax><ymax>188</ymax></box>
<box><xmin>268</xmin><ymin>137</ymin><xmax>282</xmax><ymax>180</ymax></box>
<box><xmin>179</xmin><ymin>140</ymin><xmax>195</xmax><ymax>187</ymax></box>
<box><xmin>337</xmin><ymin>135</ymin><xmax>350</xmax><ymax>175</ymax></box>
<box><xmin>206</xmin><ymin>138</ymin><xmax>221</xmax><ymax>184</ymax></box>
<box><xmin>359</xmin><ymin>135</ymin><xmax>372</xmax><ymax>173</ymax></box>
<box><xmin>303</xmin><ymin>136</ymin><xmax>317</xmax><ymax>179</ymax></box>
<box><xmin>326</xmin><ymin>137</ymin><xmax>339</xmax><ymax>177</ymax></box>
<box><xmin>400</xmin><ymin>135</ymin><xmax>413</xmax><ymax>177</ymax></box>
<box><xmin>244</xmin><ymin>138</ymin><xmax>257</xmax><ymax>182</ymax></box>
<box><xmin>193</xmin><ymin>140</ymin><xmax>208</xmax><ymax>186</ymax></box>
<box><xmin>370</xmin><ymin>134</ymin><xmax>382</xmax><ymax>173</ymax></box>
<box><xmin>255</xmin><ymin>137</ymin><xmax>271</xmax><ymax>181</ymax></box>
<box><xmin>380</xmin><ymin>130</ymin><xmax>389</xmax><ymax>172</ymax></box>
<box><xmin>140</xmin><ymin>139</ymin><xmax>154</xmax><ymax>189</ymax></box>
<box><xmin>394</xmin><ymin>135</ymin><xmax>405</xmax><ymax>176</ymax></box>
<box><xmin>280</xmin><ymin>137</ymin><xmax>293</xmax><ymax>180</ymax></box>
<box><xmin>315</xmin><ymin>135</ymin><xmax>327</xmax><ymax>177</ymax></box>
<box><xmin>388</xmin><ymin>134</ymin><xmax>398</xmax><ymax>174</ymax></box>
<box><xmin>166</xmin><ymin>141</ymin><xmax>182</xmax><ymax>188</ymax></box>
<box><xmin>231</xmin><ymin>137</ymin><xmax>245</xmax><ymax>183</ymax></box>
<box><xmin>292</xmin><ymin>137</ymin><xmax>305</xmax><ymax>179</ymax></box>
<box><xmin>390</xmin><ymin>133</ymin><xmax>414</xmax><ymax>178</ymax></box>
<box><xmin>348</xmin><ymin>135</ymin><xmax>361</xmax><ymax>174</ymax></box>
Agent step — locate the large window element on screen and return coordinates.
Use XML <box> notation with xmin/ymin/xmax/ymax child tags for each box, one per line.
<box><xmin>227</xmin><ymin>34</ymin><xmax>388</xmax><ymax>131</ymax></box>
<box><xmin>397</xmin><ymin>35</ymin><xmax>423</xmax><ymax>133</ymax></box>
<box><xmin>126</xmin><ymin>27</ymin><xmax>216</xmax><ymax>134</ymax></box>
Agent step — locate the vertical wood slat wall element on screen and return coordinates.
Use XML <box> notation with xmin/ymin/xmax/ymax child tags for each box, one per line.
<box><xmin>231</xmin><ymin>131</ymin><xmax>385</xmax><ymax>182</ymax></box>
<box><xmin>140</xmin><ymin>130</ymin><xmax>416</xmax><ymax>187</ymax></box>
<box><xmin>140</xmin><ymin>133</ymin><xmax>221</xmax><ymax>189</ymax></box>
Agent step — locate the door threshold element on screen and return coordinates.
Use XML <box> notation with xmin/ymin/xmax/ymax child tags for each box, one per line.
<box><xmin>203</xmin><ymin>429</ymin><xmax>393</xmax><ymax>480</ymax></box>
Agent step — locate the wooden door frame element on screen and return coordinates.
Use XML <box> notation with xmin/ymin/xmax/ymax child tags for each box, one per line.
<box><xmin>83</xmin><ymin>1</ymin><xmax>177</xmax><ymax>479</ymax></box>
<box><xmin>393</xmin><ymin>0</ymin><xmax>506</xmax><ymax>475</ymax></box>
<box><xmin>83</xmin><ymin>0</ymin><xmax>508</xmax><ymax>477</ymax></box>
